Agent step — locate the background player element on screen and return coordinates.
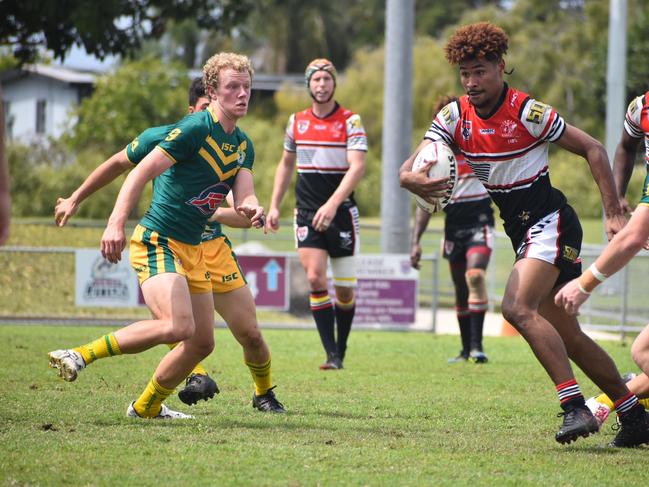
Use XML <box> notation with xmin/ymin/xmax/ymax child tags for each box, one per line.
<box><xmin>400</xmin><ymin>22</ymin><xmax>649</xmax><ymax>446</ymax></box>
<box><xmin>48</xmin><ymin>52</ymin><xmax>270</xmax><ymax>419</ymax></box>
<box><xmin>410</xmin><ymin>95</ymin><xmax>494</xmax><ymax>364</ymax></box>
<box><xmin>267</xmin><ymin>59</ymin><xmax>367</xmax><ymax>370</ymax></box>
<box><xmin>556</xmin><ymin>90</ymin><xmax>649</xmax><ymax>442</ymax></box>
<box><xmin>54</xmin><ymin>77</ymin><xmax>284</xmax><ymax>413</ymax></box>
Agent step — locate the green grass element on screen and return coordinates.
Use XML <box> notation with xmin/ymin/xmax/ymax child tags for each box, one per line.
<box><xmin>0</xmin><ymin>325</ymin><xmax>646</xmax><ymax>486</ymax></box>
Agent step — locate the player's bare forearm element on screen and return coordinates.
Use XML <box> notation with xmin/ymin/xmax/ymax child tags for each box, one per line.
<box><xmin>70</xmin><ymin>151</ymin><xmax>133</xmax><ymax>203</ymax></box>
<box><xmin>326</xmin><ymin>151</ymin><xmax>365</xmax><ymax>209</ymax></box>
<box><xmin>210</xmin><ymin>207</ymin><xmax>252</xmax><ymax>228</ymax></box>
<box><xmin>412</xmin><ymin>206</ymin><xmax>432</xmax><ymax>244</ymax></box>
<box><xmin>613</xmin><ymin>132</ymin><xmax>641</xmax><ymax>198</ymax></box>
<box><xmin>269</xmin><ymin>151</ymin><xmax>295</xmax><ymax>211</ymax></box>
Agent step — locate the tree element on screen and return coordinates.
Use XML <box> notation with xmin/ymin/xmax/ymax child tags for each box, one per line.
<box><xmin>0</xmin><ymin>0</ymin><xmax>252</xmax><ymax>64</ymax></box>
<box><xmin>65</xmin><ymin>58</ymin><xmax>188</xmax><ymax>153</ymax></box>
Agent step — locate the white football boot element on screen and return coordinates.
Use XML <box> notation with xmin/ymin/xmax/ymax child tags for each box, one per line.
<box><xmin>126</xmin><ymin>402</ymin><xmax>193</xmax><ymax>420</ymax></box>
<box><xmin>585</xmin><ymin>396</ymin><xmax>611</xmax><ymax>428</ymax></box>
<box><xmin>48</xmin><ymin>349</ymin><xmax>85</xmax><ymax>382</ymax></box>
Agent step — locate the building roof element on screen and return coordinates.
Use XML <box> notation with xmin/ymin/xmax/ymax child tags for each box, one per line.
<box><xmin>0</xmin><ymin>63</ymin><xmax>96</xmax><ymax>85</ymax></box>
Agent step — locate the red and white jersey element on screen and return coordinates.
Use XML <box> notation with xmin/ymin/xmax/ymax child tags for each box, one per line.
<box><xmin>284</xmin><ymin>103</ymin><xmax>368</xmax><ymax>210</ymax></box>
<box><xmin>443</xmin><ymin>153</ymin><xmax>494</xmax><ymax>230</ymax></box>
<box><xmin>623</xmin><ymin>91</ymin><xmax>649</xmax><ymax>165</ymax></box>
<box><xmin>425</xmin><ymin>85</ymin><xmax>567</xmax><ymax>243</ymax></box>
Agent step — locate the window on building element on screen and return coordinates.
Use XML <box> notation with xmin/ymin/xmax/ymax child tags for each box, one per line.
<box><xmin>36</xmin><ymin>99</ymin><xmax>46</xmax><ymax>134</ymax></box>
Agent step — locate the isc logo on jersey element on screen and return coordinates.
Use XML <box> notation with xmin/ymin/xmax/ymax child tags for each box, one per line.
<box><xmin>187</xmin><ymin>182</ymin><xmax>230</xmax><ymax>215</ymax></box>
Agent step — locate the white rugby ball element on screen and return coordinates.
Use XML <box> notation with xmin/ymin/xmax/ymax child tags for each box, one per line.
<box><xmin>410</xmin><ymin>141</ymin><xmax>458</xmax><ymax>213</ymax></box>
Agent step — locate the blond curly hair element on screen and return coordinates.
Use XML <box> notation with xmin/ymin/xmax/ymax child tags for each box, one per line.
<box><xmin>445</xmin><ymin>22</ymin><xmax>508</xmax><ymax>65</ymax></box>
<box><xmin>203</xmin><ymin>52</ymin><xmax>254</xmax><ymax>92</ymax></box>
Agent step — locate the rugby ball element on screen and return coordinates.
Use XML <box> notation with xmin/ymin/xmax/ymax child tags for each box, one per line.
<box><xmin>410</xmin><ymin>141</ymin><xmax>458</xmax><ymax>213</ymax></box>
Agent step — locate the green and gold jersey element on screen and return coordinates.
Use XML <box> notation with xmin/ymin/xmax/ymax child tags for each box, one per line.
<box><xmin>125</xmin><ymin>122</ymin><xmax>227</xmax><ymax>242</ymax></box>
<box><xmin>133</xmin><ymin>106</ymin><xmax>253</xmax><ymax>244</ymax></box>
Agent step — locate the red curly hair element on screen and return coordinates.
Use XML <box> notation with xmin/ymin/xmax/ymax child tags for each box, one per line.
<box><xmin>445</xmin><ymin>22</ymin><xmax>508</xmax><ymax>64</ymax></box>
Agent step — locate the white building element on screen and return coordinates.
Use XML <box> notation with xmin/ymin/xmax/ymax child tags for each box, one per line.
<box><xmin>1</xmin><ymin>64</ymin><xmax>95</xmax><ymax>142</ymax></box>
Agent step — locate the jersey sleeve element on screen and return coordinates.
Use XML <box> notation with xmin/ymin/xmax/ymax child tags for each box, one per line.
<box><xmin>424</xmin><ymin>100</ymin><xmax>460</xmax><ymax>146</ymax></box>
<box><xmin>519</xmin><ymin>98</ymin><xmax>565</xmax><ymax>142</ymax></box>
<box><xmin>346</xmin><ymin>113</ymin><xmax>368</xmax><ymax>151</ymax></box>
<box><xmin>239</xmin><ymin>136</ymin><xmax>255</xmax><ymax>172</ymax></box>
<box><xmin>157</xmin><ymin>114</ymin><xmax>206</xmax><ymax>163</ymax></box>
<box><xmin>283</xmin><ymin>114</ymin><xmax>297</xmax><ymax>152</ymax></box>
<box><xmin>624</xmin><ymin>95</ymin><xmax>645</xmax><ymax>139</ymax></box>
<box><xmin>125</xmin><ymin>126</ymin><xmax>170</xmax><ymax>164</ymax></box>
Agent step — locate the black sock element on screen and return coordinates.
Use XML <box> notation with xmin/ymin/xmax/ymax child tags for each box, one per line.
<box><xmin>310</xmin><ymin>290</ymin><xmax>336</xmax><ymax>356</ymax></box>
<box><xmin>457</xmin><ymin>312</ymin><xmax>471</xmax><ymax>356</ymax></box>
<box><xmin>335</xmin><ymin>298</ymin><xmax>355</xmax><ymax>361</ymax></box>
<box><xmin>469</xmin><ymin>311</ymin><xmax>486</xmax><ymax>351</ymax></box>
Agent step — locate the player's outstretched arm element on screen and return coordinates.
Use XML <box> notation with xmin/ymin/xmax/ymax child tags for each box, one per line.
<box><xmin>101</xmin><ymin>149</ymin><xmax>173</xmax><ymax>263</ymax></box>
<box><xmin>410</xmin><ymin>207</ymin><xmax>432</xmax><ymax>270</ymax></box>
<box><xmin>232</xmin><ymin>169</ymin><xmax>265</xmax><ymax>231</ymax></box>
<box><xmin>555</xmin><ymin>124</ymin><xmax>625</xmax><ymax>240</ymax></box>
<box><xmin>55</xmin><ymin>150</ymin><xmax>133</xmax><ymax>227</ymax></box>
<box><xmin>266</xmin><ymin>150</ymin><xmax>296</xmax><ymax>233</ymax></box>
<box><xmin>613</xmin><ymin>130</ymin><xmax>642</xmax><ymax>214</ymax></box>
<box><xmin>208</xmin><ymin>193</ymin><xmax>252</xmax><ymax>228</ymax></box>
<box><xmin>555</xmin><ymin>205</ymin><xmax>649</xmax><ymax>315</ymax></box>
<box><xmin>399</xmin><ymin>139</ymin><xmax>450</xmax><ymax>203</ymax></box>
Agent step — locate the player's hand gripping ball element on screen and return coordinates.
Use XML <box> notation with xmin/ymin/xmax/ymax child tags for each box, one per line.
<box><xmin>411</xmin><ymin>141</ymin><xmax>458</xmax><ymax>213</ymax></box>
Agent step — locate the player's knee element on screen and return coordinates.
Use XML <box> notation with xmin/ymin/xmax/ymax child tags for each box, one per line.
<box><xmin>161</xmin><ymin>317</ymin><xmax>195</xmax><ymax>343</ymax></box>
<box><xmin>465</xmin><ymin>269</ymin><xmax>486</xmax><ymax>296</ymax></box>
<box><xmin>501</xmin><ymin>298</ymin><xmax>534</xmax><ymax>328</ymax></box>
<box><xmin>241</xmin><ymin>327</ymin><xmax>265</xmax><ymax>350</ymax></box>
<box><xmin>631</xmin><ymin>338</ymin><xmax>649</xmax><ymax>370</ymax></box>
<box><xmin>335</xmin><ymin>287</ymin><xmax>354</xmax><ymax>303</ymax></box>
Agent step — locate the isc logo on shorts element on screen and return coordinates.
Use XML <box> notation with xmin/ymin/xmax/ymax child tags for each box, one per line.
<box><xmin>562</xmin><ymin>246</ymin><xmax>579</xmax><ymax>262</ymax></box>
<box><xmin>222</xmin><ymin>272</ymin><xmax>238</xmax><ymax>282</ymax></box>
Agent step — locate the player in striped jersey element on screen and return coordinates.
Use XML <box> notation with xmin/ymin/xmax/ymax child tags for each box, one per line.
<box><xmin>53</xmin><ymin>77</ymin><xmax>284</xmax><ymax>413</ymax></box>
<box><xmin>48</xmin><ymin>53</ymin><xmax>277</xmax><ymax>419</ymax></box>
<box><xmin>267</xmin><ymin>59</ymin><xmax>368</xmax><ymax>370</ymax></box>
<box><xmin>400</xmin><ymin>22</ymin><xmax>648</xmax><ymax>446</ymax></box>
<box><xmin>556</xmin><ymin>91</ymin><xmax>649</xmax><ymax>446</ymax></box>
<box><xmin>411</xmin><ymin>97</ymin><xmax>494</xmax><ymax>364</ymax></box>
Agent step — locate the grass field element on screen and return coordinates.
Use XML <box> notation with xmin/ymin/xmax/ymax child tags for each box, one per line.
<box><xmin>1</xmin><ymin>325</ymin><xmax>646</xmax><ymax>486</ymax></box>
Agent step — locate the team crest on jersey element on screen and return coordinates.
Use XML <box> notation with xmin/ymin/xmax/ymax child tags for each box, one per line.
<box><xmin>500</xmin><ymin>120</ymin><xmax>517</xmax><ymax>137</ymax></box>
<box><xmin>461</xmin><ymin>119</ymin><xmax>472</xmax><ymax>140</ymax></box>
<box><xmin>297</xmin><ymin>120</ymin><xmax>310</xmax><ymax>134</ymax></box>
<box><xmin>296</xmin><ymin>225</ymin><xmax>309</xmax><ymax>241</ymax></box>
<box><xmin>186</xmin><ymin>182</ymin><xmax>230</xmax><ymax>215</ymax></box>
<box><xmin>237</xmin><ymin>148</ymin><xmax>246</xmax><ymax>165</ymax></box>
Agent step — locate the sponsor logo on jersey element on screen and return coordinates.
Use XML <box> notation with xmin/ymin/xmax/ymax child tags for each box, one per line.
<box><xmin>461</xmin><ymin>119</ymin><xmax>472</xmax><ymax>140</ymax></box>
<box><xmin>334</xmin><ymin>121</ymin><xmax>344</xmax><ymax>132</ymax></box>
<box><xmin>562</xmin><ymin>245</ymin><xmax>579</xmax><ymax>262</ymax></box>
<box><xmin>441</xmin><ymin>105</ymin><xmax>453</xmax><ymax>125</ymax></box>
<box><xmin>297</xmin><ymin>120</ymin><xmax>310</xmax><ymax>134</ymax></box>
<box><xmin>314</xmin><ymin>123</ymin><xmax>327</xmax><ymax>130</ymax></box>
<box><xmin>526</xmin><ymin>102</ymin><xmax>548</xmax><ymax>124</ymax></box>
<box><xmin>186</xmin><ymin>182</ymin><xmax>230</xmax><ymax>215</ymax></box>
<box><xmin>479</xmin><ymin>128</ymin><xmax>495</xmax><ymax>135</ymax></box>
<box><xmin>296</xmin><ymin>225</ymin><xmax>309</xmax><ymax>242</ymax></box>
<box><xmin>518</xmin><ymin>210</ymin><xmax>531</xmax><ymax>223</ymax></box>
<box><xmin>500</xmin><ymin>120</ymin><xmax>517</xmax><ymax>137</ymax></box>
<box><xmin>510</xmin><ymin>91</ymin><xmax>518</xmax><ymax>107</ymax></box>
